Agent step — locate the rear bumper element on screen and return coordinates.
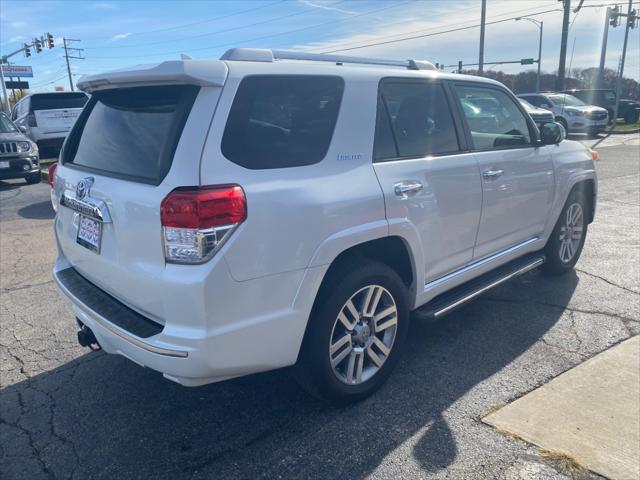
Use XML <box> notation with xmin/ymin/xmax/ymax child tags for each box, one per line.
<box><xmin>52</xmin><ymin>251</ymin><xmax>327</xmax><ymax>387</ymax></box>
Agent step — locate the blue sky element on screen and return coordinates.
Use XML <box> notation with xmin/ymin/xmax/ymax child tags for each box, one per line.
<box><xmin>1</xmin><ymin>0</ymin><xmax>638</xmax><ymax>92</ymax></box>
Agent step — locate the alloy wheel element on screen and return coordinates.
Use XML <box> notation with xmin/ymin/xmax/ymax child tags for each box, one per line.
<box><xmin>329</xmin><ymin>285</ymin><xmax>398</xmax><ymax>385</ymax></box>
<box><xmin>559</xmin><ymin>202</ymin><xmax>584</xmax><ymax>263</ymax></box>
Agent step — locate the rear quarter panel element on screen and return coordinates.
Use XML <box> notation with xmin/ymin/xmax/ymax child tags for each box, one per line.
<box><xmin>199</xmin><ymin>65</ymin><xmax>387</xmax><ymax>281</ymax></box>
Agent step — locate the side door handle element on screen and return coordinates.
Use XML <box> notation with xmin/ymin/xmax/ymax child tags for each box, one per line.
<box><xmin>394</xmin><ymin>181</ymin><xmax>423</xmax><ymax>198</ymax></box>
<box><xmin>482</xmin><ymin>169</ymin><xmax>504</xmax><ymax>180</ymax></box>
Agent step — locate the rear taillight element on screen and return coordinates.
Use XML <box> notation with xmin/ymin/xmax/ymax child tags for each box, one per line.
<box><xmin>48</xmin><ymin>163</ymin><xmax>58</xmax><ymax>188</ymax></box>
<box><xmin>27</xmin><ymin>114</ymin><xmax>37</xmax><ymax>127</ymax></box>
<box><xmin>160</xmin><ymin>185</ymin><xmax>246</xmax><ymax>264</ymax></box>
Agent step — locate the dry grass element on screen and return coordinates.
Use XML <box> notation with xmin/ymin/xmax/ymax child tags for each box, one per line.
<box><xmin>494</xmin><ymin>427</ymin><xmax>528</xmax><ymax>443</ymax></box>
<box><xmin>480</xmin><ymin>403</ymin><xmax>505</xmax><ymax>419</ymax></box>
<box><xmin>539</xmin><ymin>448</ymin><xmax>587</xmax><ymax>476</ymax></box>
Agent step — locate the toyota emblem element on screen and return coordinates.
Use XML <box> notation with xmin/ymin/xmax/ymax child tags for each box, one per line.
<box><xmin>76</xmin><ymin>177</ymin><xmax>94</xmax><ymax>200</ymax></box>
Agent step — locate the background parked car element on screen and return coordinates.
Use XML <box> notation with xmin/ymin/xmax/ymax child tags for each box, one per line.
<box><xmin>517</xmin><ymin>92</ymin><xmax>609</xmax><ymax>136</ymax></box>
<box><xmin>561</xmin><ymin>88</ymin><xmax>640</xmax><ymax>124</ymax></box>
<box><xmin>0</xmin><ymin>112</ymin><xmax>41</xmax><ymax>185</ymax></box>
<box><xmin>11</xmin><ymin>92</ymin><xmax>89</xmax><ymax>158</ymax></box>
<box><xmin>518</xmin><ymin>98</ymin><xmax>555</xmax><ymax>129</ymax></box>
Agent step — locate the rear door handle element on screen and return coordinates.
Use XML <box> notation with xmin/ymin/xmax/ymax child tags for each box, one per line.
<box><xmin>394</xmin><ymin>181</ymin><xmax>423</xmax><ymax>198</ymax></box>
<box><xmin>482</xmin><ymin>169</ymin><xmax>504</xmax><ymax>180</ymax></box>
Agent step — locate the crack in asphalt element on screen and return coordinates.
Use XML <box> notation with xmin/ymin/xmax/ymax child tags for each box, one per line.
<box><xmin>479</xmin><ymin>296</ymin><xmax>639</xmax><ymax>324</ymax></box>
<box><xmin>2</xmin><ymin>280</ymin><xmax>55</xmax><ymax>293</ymax></box>
<box><xmin>598</xmin><ymin>198</ymin><xmax>640</xmax><ymax>207</ymax></box>
<box><xmin>575</xmin><ymin>268</ymin><xmax>640</xmax><ymax>296</ymax></box>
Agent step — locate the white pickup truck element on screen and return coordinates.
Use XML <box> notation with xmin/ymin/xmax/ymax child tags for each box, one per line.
<box><xmin>11</xmin><ymin>92</ymin><xmax>88</xmax><ymax>157</ymax></box>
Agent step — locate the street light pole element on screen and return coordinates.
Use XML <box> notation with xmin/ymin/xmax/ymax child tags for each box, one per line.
<box><xmin>516</xmin><ymin>17</ymin><xmax>544</xmax><ymax>93</ymax></box>
<box><xmin>536</xmin><ymin>21</ymin><xmax>543</xmax><ymax>92</ymax></box>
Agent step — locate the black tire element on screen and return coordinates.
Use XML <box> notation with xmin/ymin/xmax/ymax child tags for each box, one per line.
<box><xmin>295</xmin><ymin>259</ymin><xmax>409</xmax><ymax>404</ymax></box>
<box><xmin>624</xmin><ymin>110</ymin><xmax>639</xmax><ymax>124</ymax></box>
<box><xmin>25</xmin><ymin>172</ymin><xmax>42</xmax><ymax>185</ymax></box>
<box><xmin>555</xmin><ymin>117</ymin><xmax>568</xmax><ymax>134</ymax></box>
<box><xmin>542</xmin><ymin>189</ymin><xmax>588</xmax><ymax>276</ymax></box>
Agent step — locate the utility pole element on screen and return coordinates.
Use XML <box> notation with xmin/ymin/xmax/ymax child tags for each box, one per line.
<box><xmin>612</xmin><ymin>0</ymin><xmax>634</xmax><ymax>127</ymax></box>
<box><xmin>478</xmin><ymin>0</ymin><xmax>487</xmax><ymax>74</ymax></box>
<box><xmin>63</xmin><ymin>38</ymin><xmax>84</xmax><ymax>92</ymax></box>
<box><xmin>598</xmin><ymin>7</ymin><xmax>612</xmax><ymax>88</ymax></box>
<box><xmin>556</xmin><ymin>0</ymin><xmax>571</xmax><ymax>90</ymax></box>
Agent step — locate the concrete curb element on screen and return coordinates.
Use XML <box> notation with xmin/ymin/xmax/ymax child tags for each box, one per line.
<box><xmin>607</xmin><ymin>128</ymin><xmax>640</xmax><ymax>135</ymax></box>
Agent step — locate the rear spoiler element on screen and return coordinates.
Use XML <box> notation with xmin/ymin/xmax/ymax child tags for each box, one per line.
<box><xmin>77</xmin><ymin>60</ymin><xmax>228</xmax><ymax>93</ymax></box>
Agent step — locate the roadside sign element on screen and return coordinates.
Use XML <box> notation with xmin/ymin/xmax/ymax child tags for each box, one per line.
<box><xmin>520</xmin><ymin>58</ymin><xmax>535</xmax><ymax>65</ymax></box>
<box><xmin>5</xmin><ymin>81</ymin><xmax>29</xmax><ymax>89</ymax></box>
<box><xmin>0</xmin><ymin>65</ymin><xmax>34</xmax><ymax>78</ymax></box>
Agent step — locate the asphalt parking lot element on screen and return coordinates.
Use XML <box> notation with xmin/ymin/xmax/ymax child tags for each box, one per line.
<box><xmin>1</xmin><ymin>136</ymin><xmax>638</xmax><ymax>480</ymax></box>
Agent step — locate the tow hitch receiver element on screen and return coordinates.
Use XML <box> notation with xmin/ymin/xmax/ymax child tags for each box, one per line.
<box><xmin>77</xmin><ymin>322</ymin><xmax>101</xmax><ymax>350</ymax></box>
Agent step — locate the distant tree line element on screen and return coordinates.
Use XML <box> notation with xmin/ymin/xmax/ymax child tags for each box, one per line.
<box><xmin>463</xmin><ymin>67</ymin><xmax>640</xmax><ymax>99</ymax></box>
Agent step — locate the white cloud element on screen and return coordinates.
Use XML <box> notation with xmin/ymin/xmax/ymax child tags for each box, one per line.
<box><xmin>92</xmin><ymin>2</ymin><xmax>117</xmax><ymax>10</ymax></box>
<box><xmin>298</xmin><ymin>0</ymin><xmax>357</xmax><ymax>15</ymax></box>
<box><xmin>290</xmin><ymin>0</ymin><xmax>636</xmax><ymax>77</ymax></box>
<box><xmin>111</xmin><ymin>32</ymin><xmax>132</xmax><ymax>41</ymax></box>
<box><xmin>9</xmin><ymin>35</ymin><xmax>26</xmax><ymax>43</ymax></box>
<box><xmin>10</xmin><ymin>21</ymin><xmax>27</xmax><ymax>28</ymax></box>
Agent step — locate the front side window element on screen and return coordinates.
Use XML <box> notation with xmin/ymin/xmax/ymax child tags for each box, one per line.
<box><xmin>374</xmin><ymin>80</ymin><xmax>459</xmax><ymax>161</ymax></box>
<box><xmin>455</xmin><ymin>85</ymin><xmax>532</xmax><ymax>151</ymax></box>
<box><xmin>222</xmin><ymin>75</ymin><xmax>344</xmax><ymax>169</ymax></box>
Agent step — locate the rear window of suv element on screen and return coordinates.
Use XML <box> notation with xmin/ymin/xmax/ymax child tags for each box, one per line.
<box><xmin>221</xmin><ymin>75</ymin><xmax>344</xmax><ymax>169</ymax></box>
<box><xmin>30</xmin><ymin>93</ymin><xmax>88</xmax><ymax>111</ymax></box>
<box><xmin>63</xmin><ymin>85</ymin><xmax>199</xmax><ymax>185</ymax></box>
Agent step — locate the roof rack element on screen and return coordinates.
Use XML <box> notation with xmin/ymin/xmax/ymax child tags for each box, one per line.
<box><xmin>220</xmin><ymin>48</ymin><xmax>436</xmax><ymax>71</ymax></box>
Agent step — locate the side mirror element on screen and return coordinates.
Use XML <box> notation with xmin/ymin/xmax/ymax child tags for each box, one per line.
<box><xmin>540</xmin><ymin>122</ymin><xmax>564</xmax><ymax>145</ymax></box>
<box><xmin>540</xmin><ymin>103</ymin><xmax>550</xmax><ymax>109</ymax></box>
<box><xmin>19</xmin><ymin>125</ymin><xmax>27</xmax><ymax>133</ymax></box>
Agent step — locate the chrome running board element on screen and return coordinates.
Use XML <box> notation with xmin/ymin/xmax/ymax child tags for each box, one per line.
<box><xmin>414</xmin><ymin>254</ymin><xmax>545</xmax><ymax>320</ymax></box>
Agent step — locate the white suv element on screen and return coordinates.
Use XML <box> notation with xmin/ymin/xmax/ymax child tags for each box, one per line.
<box><xmin>517</xmin><ymin>92</ymin><xmax>609</xmax><ymax>136</ymax></box>
<box><xmin>52</xmin><ymin>49</ymin><xmax>597</xmax><ymax>402</ymax></box>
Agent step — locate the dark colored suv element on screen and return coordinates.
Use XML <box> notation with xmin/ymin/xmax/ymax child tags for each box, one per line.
<box><xmin>562</xmin><ymin>89</ymin><xmax>640</xmax><ymax>124</ymax></box>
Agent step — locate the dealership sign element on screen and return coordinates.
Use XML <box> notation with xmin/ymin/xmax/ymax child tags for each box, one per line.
<box><xmin>0</xmin><ymin>65</ymin><xmax>33</xmax><ymax>78</ymax></box>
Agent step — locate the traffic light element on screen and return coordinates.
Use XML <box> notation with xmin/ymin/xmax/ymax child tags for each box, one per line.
<box><xmin>628</xmin><ymin>9</ymin><xmax>637</xmax><ymax>29</ymax></box>
<box><xmin>23</xmin><ymin>43</ymin><xmax>31</xmax><ymax>58</ymax></box>
<box><xmin>33</xmin><ymin>37</ymin><xmax>42</xmax><ymax>54</ymax></box>
<box><xmin>610</xmin><ymin>5</ymin><xmax>619</xmax><ymax>27</ymax></box>
<box><xmin>45</xmin><ymin>32</ymin><xmax>54</xmax><ymax>49</ymax></box>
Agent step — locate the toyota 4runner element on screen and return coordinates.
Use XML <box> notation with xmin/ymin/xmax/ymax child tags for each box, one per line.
<box><xmin>52</xmin><ymin>49</ymin><xmax>597</xmax><ymax>403</ymax></box>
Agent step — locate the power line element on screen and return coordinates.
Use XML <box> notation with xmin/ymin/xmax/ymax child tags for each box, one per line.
<box><xmin>81</xmin><ymin>0</ymin><xmax>285</xmax><ymax>41</ymax></box>
<box><xmin>83</xmin><ymin>0</ymin><xmax>347</xmax><ymax>49</ymax></box>
<box><xmin>322</xmin><ymin>8</ymin><xmax>563</xmax><ymax>53</ymax></box>
<box><xmin>84</xmin><ymin>0</ymin><xmax>415</xmax><ymax>60</ymax></box>
<box><xmin>307</xmin><ymin>2</ymin><xmax>558</xmax><ymax>53</ymax></box>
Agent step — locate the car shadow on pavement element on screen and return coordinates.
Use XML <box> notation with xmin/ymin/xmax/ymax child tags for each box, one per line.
<box><xmin>0</xmin><ymin>180</ymin><xmax>23</xmax><ymax>191</ymax></box>
<box><xmin>17</xmin><ymin>200</ymin><xmax>55</xmax><ymax>220</ymax></box>
<box><xmin>0</xmin><ymin>270</ymin><xmax>578</xmax><ymax>480</ymax></box>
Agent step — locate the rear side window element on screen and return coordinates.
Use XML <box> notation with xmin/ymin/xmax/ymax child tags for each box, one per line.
<box><xmin>221</xmin><ymin>75</ymin><xmax>344</xmax><ymax>169</ymax></box>
<box><xmin>374</xmin><ymin>80</ymin><xmax>460</xmax><ymax>161</ymax></box>
<box><xmin>30</xmin><ymin>93</ymin><xmax>88</xmax><ymax>111</ymax></box>
<box><xmin>63</xmin><ymin>85</ymin><xmax>199</xmax><ymax>185</ymax></box>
